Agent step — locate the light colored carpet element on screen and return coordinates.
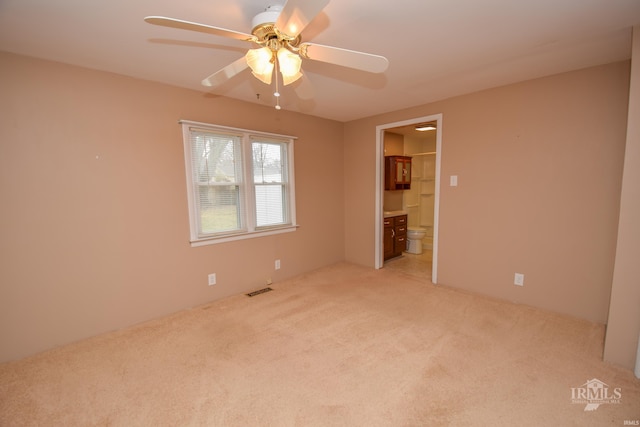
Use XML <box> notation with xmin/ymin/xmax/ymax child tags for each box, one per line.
<box><xmin>1</xmin><ymin>262</ymin><xmax>639</xmax><ymax>426</ymax></box>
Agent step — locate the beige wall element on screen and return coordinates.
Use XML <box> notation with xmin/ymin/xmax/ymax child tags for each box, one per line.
<box><xmin>345</xmin><ymin>61</ymin><xmax>630</xmax><ymax>324</ymax></box>
<box><xmin>604</xmin><ymin>27</ymin><xmax>640</xmax><ymax>371</ymax></box>
<box><xmin>0</xmin><ymin>52</ymin><xmax>345</xmax><ymax>362</ymax></box>
<box><xmin>384</xmin><ymin>132</ymin><xmax>404</xmax><ymax>156</ymax></box>
<box><xmin>1</xmin><ymin>50</ymin><xmax>634</xmax><ymax>367</ymax></box>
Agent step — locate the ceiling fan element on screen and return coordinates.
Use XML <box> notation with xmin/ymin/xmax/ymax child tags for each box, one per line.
<box><xmin>144</xmin><ymin>0</ymin><xmax>389</xmax><ymax>109</ymax></box>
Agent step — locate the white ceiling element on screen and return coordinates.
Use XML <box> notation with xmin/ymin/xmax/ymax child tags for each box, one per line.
<box><xmin>1</xmin><ymin>0</ymin><xmax>639</xmax><ymax>122</ymax></box>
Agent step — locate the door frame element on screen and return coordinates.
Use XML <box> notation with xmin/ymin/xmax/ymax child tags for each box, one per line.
<box><xmin>374</xmin><ymin>113</ymin><xmax>443</xmax><ymax>284</ymax></box>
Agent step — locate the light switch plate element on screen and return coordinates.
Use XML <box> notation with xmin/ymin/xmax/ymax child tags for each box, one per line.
<box><xmin>450</xmin><ymin>175</ymin><xmax>458</xmax><ymax>186</ymax></box>
<box><xmin>514</xmin><ymin>273</ymin><xmax>524</xmax><ymax>286</ymax></box>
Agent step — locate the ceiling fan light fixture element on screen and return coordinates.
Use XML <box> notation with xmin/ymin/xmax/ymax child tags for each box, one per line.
<box><xmin>282</xmin><ymin>71</ymin><xmax>303</xmax><ymax>86</ymax></box>
<box><xmin>145</xmin><ymin>0</ymin><xmax>389</xmax><ymax>105</ymax></box>
<box><xmin>246</xmin><ymin>47</ymin><xmax>274</xmax><ymax>84</ymax></box>
<box><xmin>277</xmin><ymin>48</ymin><xmax>303</xmax><ymax>85</ymax></box>
<box><xmin>251</xmin><ymin>69</ymin><xmax>274</xmax><ymax>85</ymax></box>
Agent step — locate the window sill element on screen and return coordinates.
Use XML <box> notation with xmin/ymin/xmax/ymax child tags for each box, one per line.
<box><xmin>190</xmin><ymin>224</ymin><xmax>299</xmax><ymax>247</ymax></box>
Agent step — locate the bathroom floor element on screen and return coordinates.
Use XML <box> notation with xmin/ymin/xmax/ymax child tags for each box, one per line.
<box><xmin>383</xmin><ymin>249</ymin><xmax>433</xmax><ymax>282</ymax></box>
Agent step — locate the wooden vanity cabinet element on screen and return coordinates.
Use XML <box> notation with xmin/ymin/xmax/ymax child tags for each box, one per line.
<box><xmin>385</xmin><ymin>156</ymin><xmax>412</xmax><ymax>190</ymax></box>
<box><xmin>384</xmin><ymin>214</ymin><xmax>407</xmax><ymax>260</ymax></box>
<box><xmin>383</xmin><ymin>219</ymin><xmax>394</xmax><ymax>260</ymax></box>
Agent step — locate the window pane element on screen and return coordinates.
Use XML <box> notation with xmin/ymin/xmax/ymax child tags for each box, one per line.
<box><xmin>252</xmin><ymin>142</ymin><xmax>284</xmax><ymax>183</ymax></box>
<box><xmin>191</xmin><ymin>131</ymin><xmax>243</xmax><ymax>235</ymax></box>
<box><xmin>255</xmin><ymin>184</ymin><xmax>285</xmax><ymax>226</ymax></box>
<box><xmin>198</xmin><ymin>185</ymin><xmax>241</xmax><ymax>233</ymax></box>
<box><xmin>252</xmin><ymin>141</ymin><xmax>287</xmax><ymax>228</ymax></box>
<box><xmin>193</xmin><ymin>134</ymin><xmax>240</xmax><ymax>184</ymax></box>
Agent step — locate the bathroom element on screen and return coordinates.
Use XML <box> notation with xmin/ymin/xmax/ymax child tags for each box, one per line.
<box><xmin>383</xmin><ymin>122</ymin><xmax>437</xmax><ymax>273</ymax></box>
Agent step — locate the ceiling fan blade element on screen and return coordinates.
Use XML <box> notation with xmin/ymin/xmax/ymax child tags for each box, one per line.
<box><xmin>299</xmin><ymin>43</ymin><xmax>389</xmax><ymax>73</ymax></box>
<box><xmin>275</xmin><ymin>0</ymin><xmax>329</xmax><ymax>39</ymax></box>
<box><xmin>293</xmin><ymin>75</ymin><xmax>315</xmax><ymax>100</ymax></box>
<box><xmin>144</xmin><ymin>16</ymin><xmax>256</xmax><ymax>42</ymax></box>
<box><xmin>201</xmin><ymin>57</ymin><xmax>249</xmax><ymax>87</ymax></box>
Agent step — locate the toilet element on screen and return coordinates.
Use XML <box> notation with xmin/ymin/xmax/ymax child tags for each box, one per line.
<box><xmin>406</xmin><ymin>227</ymin><xmax>427</xmax><ymax>254</ymax></box>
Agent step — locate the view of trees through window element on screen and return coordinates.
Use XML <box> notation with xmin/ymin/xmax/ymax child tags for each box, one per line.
<box><xmin>185</xmin><ymin>125</ymin><xmax>293</xmax><ymax>241</ymax></box>
<box><xmin>193</xmin><ymin>134</ymin><xmax>242</xmax><ymax>234</ymax></box>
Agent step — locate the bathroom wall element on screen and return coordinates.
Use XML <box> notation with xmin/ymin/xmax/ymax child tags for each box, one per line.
<box><xmin>404</xmin><ymin>133</ymin><xmax>437</xmax><ymax>247</ymax></box>
<box><xmin>382</xmin><ymin>132</ymin><xmax>404</xmax><ymax>211</ymax></box>
<box><xmin>384</xmin><ymin>130</ymin><xmax>437</xmax><ymax>248</ymax></box>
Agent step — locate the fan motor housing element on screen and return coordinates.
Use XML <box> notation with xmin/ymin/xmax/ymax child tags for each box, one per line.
<box><xmin>251</xmin><ymin>5</ymin><xmax>300</xmax><ymax>46</ymax></box>
<box><xmin>252</xmin><ymin>23</ymin><xmax>277</xmax><ymax>41</ymax></box>
<box><xmin>251</xmin><ymin>5</ymin><xmax>282</xmax><ymax>31</ymax></box>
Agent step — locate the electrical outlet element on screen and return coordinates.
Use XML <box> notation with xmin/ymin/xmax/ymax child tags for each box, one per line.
<box><xmin>514</xmin><ymin>273</ymin><xmax>524</xmax><ymax>286</ymax></box>
<box><xmin>275</xmin><ymin>259</ymin><xmax>281</xmax><ymax>270</ymax></box>
<box><xmin>208</xmin><ymin>273</ymin><xmax>217</xmax><ymax>286</ymax></box>
<box><xmin>266</xmin><ymin>278</ymin><xmax>272</xmax><ymax>285</ymax></box>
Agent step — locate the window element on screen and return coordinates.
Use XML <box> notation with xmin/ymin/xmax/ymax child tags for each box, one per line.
<box><xmin>180</xmin><ymin>120</ymin><xmax>297</xmax><ymax>246</ymax></box>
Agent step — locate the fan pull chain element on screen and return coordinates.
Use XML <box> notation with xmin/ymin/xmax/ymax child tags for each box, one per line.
<box><xmin>274</xmin><ymin>57</ymin><xmax>282</xmax><ymax>110</ymax></box>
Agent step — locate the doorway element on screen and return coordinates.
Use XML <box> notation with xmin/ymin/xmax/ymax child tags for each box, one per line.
<box><xmin>375</xmin><ymin>114</ymin><xmax>443</xmax><ymax>283</ymax></box>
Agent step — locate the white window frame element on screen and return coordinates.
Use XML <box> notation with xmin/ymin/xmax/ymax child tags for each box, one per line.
<box><xmin>180</xmin><ymin>120</ymin><xmax>298</xmax><ymax>247</ymax></box>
